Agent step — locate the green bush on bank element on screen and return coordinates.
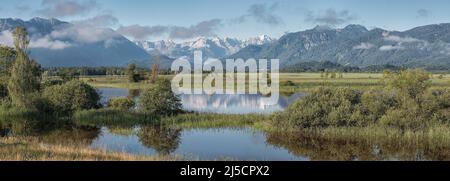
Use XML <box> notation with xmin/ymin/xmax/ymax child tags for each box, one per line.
<box><xmin>108</xmin><ymin>97</ymin><xmax>135</xmax><ymax>111</ymax></box>
<box><xmin>139</xmin><ymin>79</ymin><xmax>182</xmax><ymax>116</ymax></box>
<box><xmin>273</xmin><ymin>69</ymin><xmax>450</xmax><ymax>130</ymax></box>
<box><xmin>42</xmin><ymin>80</ymin><xmax>101</xmax><ymax>114</ymax></box>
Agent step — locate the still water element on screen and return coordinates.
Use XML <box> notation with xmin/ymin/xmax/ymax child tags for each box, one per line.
<box><xmin>90</xmin><ymin>127</ymin><xmax>307</xmax><ymax>160</ymax></box>
<box><xmin>93</xmin><ymin>87</ymin><xmax>308</xmax><ymax>160</ymax></box>
<box><xmin>41</xmin><ymin>87</ymin><xmax>443</xmax><ymax>161</ymax></box>
<box><xmin>97</xmin><ymin>87</ymin><xmax>303</xmax><ymax>114</ymax></box>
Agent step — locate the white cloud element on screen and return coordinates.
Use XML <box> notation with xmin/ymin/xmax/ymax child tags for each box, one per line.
<box><xmin>29</xmin><ymin>36</ymin><xmax>71</xmax><ymax>50</ymax></box>
<box><xmin>72</xmin><ymin>14</ymin><xmax>119</xmax><ymax>27</ymax></box>
<box><xmin>234</xmin><ymin>3</ymin><xmax>283</xmax><ymax>25</ymax></box>
<box><xmin>0</xmin><ymin>30</ymin><xmax>71</xmax><ymax>50</ymax></box>
<box><xmin>117</xmin><ymin>19</ymin><xmax>222</xmax><ymax>40</ymax></box>
<box><xmin>306</xmin><ymin>8</ymin><xmax>357</xmax><ymax>26</ymax></box>
<box><xmin>37</xmin><ymin>0</ymin><xmax>98</xmax><ymax>18</ymax></box>
<box><xmin>383</xmin><ymin>34</ymin><xmax>421</xmax><ymax>44</ymax></box>
<box><xmin>0</xmin><ymin>31</ymin><xmax>14</xmax><ymax>47</ymax></box>
<box><xmin>117</xmin><ymin>25</ymin><xmax>169</xmax><ymax>41</ymax></box>
<box><xmin>379</xmin><ymin>45</ymin><xmax>405</xmax><ymax>51</ymax></box>
<box><xmin>353</xmin><ymin>42</ymin><xmax>374</xmax><ymax>50</ymax></box>
<box><xmin>417</xmin><ymin>9</ymin><xmax>431</xmax><ymax>18</ymax></box>
<box><xmin>51</xmin><ymin>24</ymin><xmax>120</xmax><ymax>43</ymax></box>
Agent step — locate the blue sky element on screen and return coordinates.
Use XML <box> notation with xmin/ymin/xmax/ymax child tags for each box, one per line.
<box><xmin>1</xmin><ymin>0</ymin><xmax>450</xmax><ymax>41</ymax></box>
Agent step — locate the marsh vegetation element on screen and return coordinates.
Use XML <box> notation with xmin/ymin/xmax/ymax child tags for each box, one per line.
<box><xmin>1</xmin><ymin>27</ymin><xmax>450</xmax><ymax>160</ymax></box>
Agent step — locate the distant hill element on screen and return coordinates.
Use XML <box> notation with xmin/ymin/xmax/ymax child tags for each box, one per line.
<box><xmin>0</xmin><ymin>17</ymin><xmax>150</xmax><ymax>67</ymax></box>
<box><xmin>230</xmin><ymin>24</ymin><xmax>450</xmax><ymax>69</ymax></box>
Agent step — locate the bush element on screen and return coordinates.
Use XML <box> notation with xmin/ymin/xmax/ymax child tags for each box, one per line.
<box><xmin>273</xmin><ymin>70</ymin><xmax>449</xmax><ymax>131</ymax></box>
<box><xmin>359</xmin><ymin>89</ymin><xmax>399</xmax><ymax>123</ymax></box>
<box><xmin>272</xmin><ymin>87</ymin><xmax>363</xmax><ymax>128</ymax></box>
<box><xmin>139</xmin><ymin>79</ymin><xmax>182</xmax><ymax>116</ymax></box>
<box><xmin>108</xmin><ymin>97</ymin><xmax>135</xmax><ymax>111</ymax></box>
<box><xmin>43</xmin><ymin>80</ymin><xmax>101</xmax><ymax>114</ymax></box>
<box><xmin>382</xmin><ymin>69</ymin><xmax>431</xmax><ymax>100</ymax></box>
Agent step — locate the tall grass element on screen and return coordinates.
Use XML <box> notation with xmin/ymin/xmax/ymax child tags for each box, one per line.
<box><xmin>73</xmin><ymin>109</ymin><xmax>266</xmax><ymax>128</ymax></box>
<box><xmin>0</xmin><ymin>137</ymin><xmax>179</xmax><ymax>161</ymax></box>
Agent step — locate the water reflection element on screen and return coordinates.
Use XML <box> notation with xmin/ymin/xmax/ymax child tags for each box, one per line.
<box><xmin>265</xmin><ymin>131</ymin><xmax>450</xmax><ymax>161</ymax></box>
<box><xmin>138</xmin><ymin>126</ymin><xmax>181</xmax><ymax>155</ymax></box>
<box><xmin>3</xmin><ymin>120</ymin><xmax>450</xmax><ymax>160</ymax></box>
<box><xmin>97</xmin><ymin>87</ymin><xmax>303</xmax><ymax>114</ymax></box>
<box><xmin>179</xmin><ymin>93</ymin><xmax>303</xmax><ymax>114</ymax></box>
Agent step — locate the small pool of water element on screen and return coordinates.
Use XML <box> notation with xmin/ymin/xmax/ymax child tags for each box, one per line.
<box><xmin>97</xmin><ymin>87</ymin><xmax>303</xmax><ymax>114</ymax></box>
<box><xmin>90</xmin><ymin>127</ymin><xmax>307</xmax><ymax>161</ymax></box>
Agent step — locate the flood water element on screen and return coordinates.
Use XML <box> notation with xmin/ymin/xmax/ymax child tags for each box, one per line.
<box><xmin>97</xmin><ymin>87</ymin><xmax>303</xmax><ymax>114</ymax></box>
<box><xmin>94</xmin><ymin>87</ymin><xmax>310</xmax><ymax>160</ymax></box>
<box><xmin>2</xmin><ymin>87</ymin><xmax>445</xmax><ymax>161</ymax></box>
<box><xmin>90</xmin><ymin>127</ymin><xmax>306</xmax><ymax>160</ymax></box>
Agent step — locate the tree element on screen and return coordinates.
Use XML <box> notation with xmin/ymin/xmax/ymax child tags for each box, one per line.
<box><xmin>138</xmin><ymin>126</ymin><xmax>181</xmax><ymax>155</ymax></box>
<box><xmin>127</xmin><ymin>63</ymin><xmax>138</xmax><ymax>83</ymax></box>
<box><xmin>0</xmin><ymin>46</ymin><xmax>16</xmax><ymax>100</ymax></box>
<box><xmin>139</xmin><ymin>79</ymin><xmax>182</xmax><ymax>115</ymax></box>
<box><xmin>43</xmin><ymin>80</ymin><xmax>101</xmax><ymax>114</ymax></box>
<box><xmin>7</xmin><ymin>27</ymin><xmax>41</xmax><ymax>109</ymax></box>
<box><xmin>0</xmin><ymin>46</ymin><xmax>17</xmax><ymax>77</ymax></box>
<box><xmin>151</xmin><ymin>55</ymin><xmax>160</xmax><ymax>83</ymax></box>
<box><xmin>382</xmin><ymin>69</ymin><xmax>431</xmax><ymax>101</ymax></box>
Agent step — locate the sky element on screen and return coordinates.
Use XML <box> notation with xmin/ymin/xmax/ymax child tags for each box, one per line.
<box><xmin>1</xmin><ymin>0</ymin><xmax>450</xmax><ymax>41</ymax></box>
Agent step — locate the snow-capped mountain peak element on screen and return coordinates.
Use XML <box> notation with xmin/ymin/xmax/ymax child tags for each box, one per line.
<box><xmin>135</xmin><ymin>35</ymin><xmax>274</xmax><ymax>60</ymax></box>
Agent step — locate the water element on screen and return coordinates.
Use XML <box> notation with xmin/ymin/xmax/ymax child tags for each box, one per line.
<box><xmin>90</xmin><ymin>127</ymin><xmax>307</xmax><ymax>161</ymax></box>
<box><xmin>25</xmin><ymin>87</ymin><xmax>442</xmax><ymax>160</ymax></box>
<box><xmin>97</xmin><ymin>87</ymin><xmax>303</xmax><ymax>114</ymax></box>
<box><xmin>92</xmin><ymin>87</ymin><xmax>308</xmax><ymax>160</ymax></box>
<box><xmin>16</xmin><ymin>124</ymin><xmax>444</xmax><ymax>161</ymax></box>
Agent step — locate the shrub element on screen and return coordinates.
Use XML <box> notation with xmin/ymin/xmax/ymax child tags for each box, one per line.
<box><xmin>43</xmin><ymin>80</ymin><xmax>101</xmax><ymax>114</ymax></box>
<box><xmin>108</xmin><ymin>97</ymin><xmax>135</xmax><ymax>111</ymax></box>
<box><xmin>379</xmin><ymin>99</ymin><xmax>441</xmax><ymax>131</ymax></box>
<box><xmin>382</xmin><ymin>69</ymin><xmax>431</xmax><ymax>100</ymax></box>
<box><xmin>139</xmin><ymin>79</ymin><xmax>182</xmax><ymax>116</ymax></box>
<box><xmin>360</xmin><ymin>89</ymin><xmax>399</xmax><ymax>123</ymax></box>
<box><xmin>272</xmin><ymin>87</ymin><xmax>362</xmax><ymax>128</ymax></box>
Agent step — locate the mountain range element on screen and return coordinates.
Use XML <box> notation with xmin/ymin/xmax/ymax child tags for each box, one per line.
<box><xmin>230</xmin><ymin>24</ymin><xmax>450</xmax><ymax>69</ymax></box>
<box><xmin>135</xmin><ymin>35</ymin><xmax>274</xmax><ymax>60</ymax></box>
<box><xmin>1</xmin><ymin>17</ymin><xmax>450</xmax><ymax>69</ymax></box>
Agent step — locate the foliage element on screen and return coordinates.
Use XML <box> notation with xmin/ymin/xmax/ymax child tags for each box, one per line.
<box><xmin>7</xmin><ymin>27</ymin><xmax>41</xmax><ymax>109</ymax></box>
<box><xmin>382</xmin><ymin>69</ymin><xmax>431</xmax><ymax>100</ymax></box>
<box><xmin>127</xmin><ymin>63</ymin><xmax>139</xmax><ymax>83</ymax></box>
<box><xmin>108</xmin><ymin>97</ymin><xmax>135</xmax><ymax>111</ymax></box>
<box><xmin>273</xmin><ymin>69</ymin><xmax>449</xmax><ymax>130</ymax></box>
<box><xmin>139</xmin><ymin>79</ymin><xmax>182</xmax><ymax>116</ymax></box>
<box><xmin>42</xmin><ymin>80</ymin><xmax>101</xmax><ymax>114</ymax></box>
<box><xmin>0</xmin><ymin>46</ymin><xmax>16</xmax><ymax>77</ymax></box>
<box><xmin>138</xmin><ymin>126</ymin><xmax>181</xmax><ymax>155</ymax></box>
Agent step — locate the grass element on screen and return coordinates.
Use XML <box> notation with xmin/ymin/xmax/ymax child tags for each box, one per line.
<box><xmin>81</xmin><ymin>73</ymin><xmax>450</xmax><ymax>93</ymax></box>
<box><xmin>73</xmin><ymin>109</ymin><xmax>158</xmax><ymax>127</ymax></box>
<box><xmin>264</xmin><ymin>125</ymin><xmax>450</xmax><ymax>160</ymax></box>
<box><xmin>73</xmin><ymin>109</ymin><xmax>266</xmax><ymax>129</ymax></box>
<box><xmin>161</xmin><ymin>113</ymin><xmax>268</xmax><ymax>128</ymax></box>
<box><xmin>0</xmin><ymin>137</ymin><xmax>178</xmax><ymax>161</ymax></box>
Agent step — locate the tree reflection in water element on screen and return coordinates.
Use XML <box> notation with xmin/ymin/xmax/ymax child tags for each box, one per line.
<box><xmin>1</xmin><ymin>119</ymin><xmax>101</xmax><ymax>146</ymax></box>
<box><xmin>265</xmin><ymin>131</ymin><xmax>450</xmax><ymax>161</ymax></box>
<box><xmin>138</xmin><ymin>125</ymin><xmax>181</xmax><ymax>155</ymax></box>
